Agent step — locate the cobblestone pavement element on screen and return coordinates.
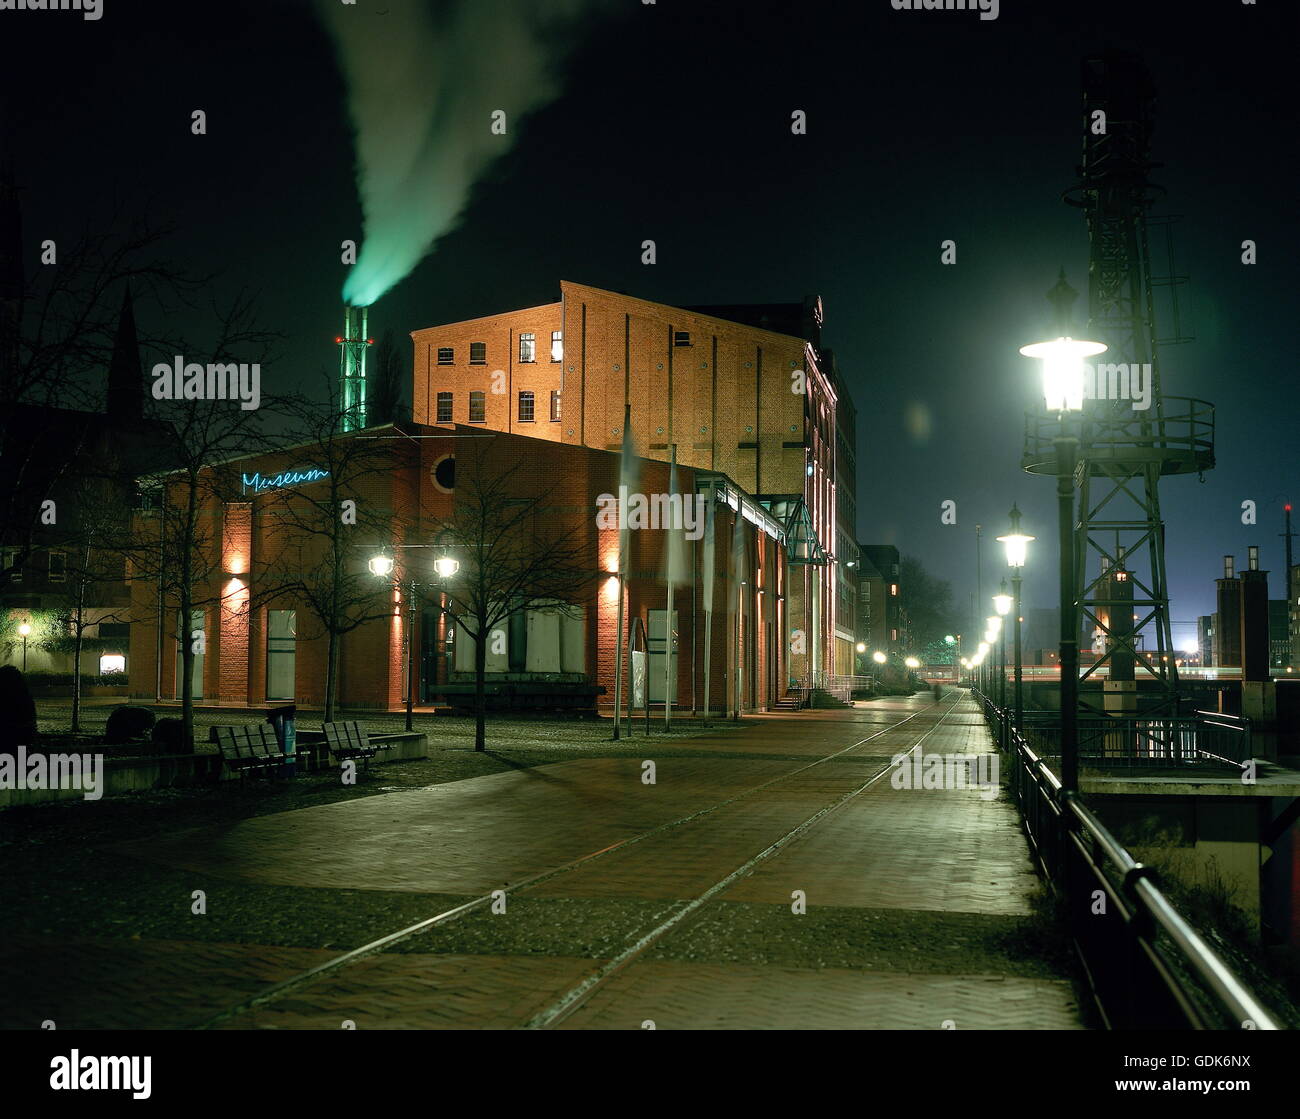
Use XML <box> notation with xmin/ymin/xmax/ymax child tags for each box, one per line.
<box><xmin>4</xmin><ymin>692</ymin><xmax>1087</xmax><ymax>1030</ymax></box>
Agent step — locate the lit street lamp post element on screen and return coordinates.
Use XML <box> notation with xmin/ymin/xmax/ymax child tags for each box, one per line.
<box><xmin>369</xmin><ymin>548</ymin><xmax>460</xmax><ymax>732</ymax></box>
<box><xmin>1019</xmin><ymin>277</ymin><xmax>1105</xmax><ymax>795</ymax></box>
<box><xmin>998</xmin><ymin>505</ymin><xmax>1034</xmax><ymax>737</ymax></box>
<box><xmin>994</xmin><ymin>585</ymin><xmax>1012</xmax><ymax>750</ymax></box>
<box><xmin>18</xmin><ymin>622</ymin><xmax>31</xmax><ymax>672</ymax></box>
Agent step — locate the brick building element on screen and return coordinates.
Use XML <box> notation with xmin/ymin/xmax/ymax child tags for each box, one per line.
<box><xmin>128</xmin><ymin>424</ymin><xmax>789</xmax><ymax>715</ymax></box>
<box><xmin>409</xmin><ymin>281</ymin><xmax>844</xmax><ymax>686</ymax></box>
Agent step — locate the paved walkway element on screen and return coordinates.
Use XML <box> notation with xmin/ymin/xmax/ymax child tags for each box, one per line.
<box><xmin>2</xmin><ymin>692</ymin><xmax>1086</xmax><ymax>1030</ymax></box>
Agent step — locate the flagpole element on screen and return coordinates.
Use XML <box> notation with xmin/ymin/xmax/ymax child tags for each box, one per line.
<box><xmin>612</xmin><ymin>404</ymin><xmax>632</xmax><ymax>740</ymax></box>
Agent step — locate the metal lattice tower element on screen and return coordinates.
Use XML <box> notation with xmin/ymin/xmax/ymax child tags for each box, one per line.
<box><xmin>1023</xmin><ymin>52</ymin><xmax>1214</xmax><ymax>715</ymax></box>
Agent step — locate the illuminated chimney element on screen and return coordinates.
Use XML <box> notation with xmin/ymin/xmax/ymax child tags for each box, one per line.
<box><xmin>338</xmin><ymin>305</ymin><xmax>371</xmax><ymax>432</ymax></box>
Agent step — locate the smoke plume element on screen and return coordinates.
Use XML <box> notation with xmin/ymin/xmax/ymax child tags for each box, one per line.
<box><xmin>321</xmin><ymin>0</ymin><xmax>599</xmax><ymax>307</ymax></box>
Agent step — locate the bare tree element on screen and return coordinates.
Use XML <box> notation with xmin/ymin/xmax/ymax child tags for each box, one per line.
<box><xmin>38</xmin><ymin>481</ymin><xmax>135</xmax><ymax>734</ymax></box>
<box><xmin>128</xmin><ymin>294</ymin><xmax>280</xmax><ymax>750</ymax></box>
<box><xmin>0</xmin><ymin>210</ymin><xmax>198</xmax><ymax>590</ymax></box>
<box><xmin>432</xmin><ymin>441</ymin><xmax>594</xmax><ymax>751</ymax></box>
<box><xmin>253</xmin><ymin>380</ymin><xmax>401</xmax><ymax>721</ymax></box>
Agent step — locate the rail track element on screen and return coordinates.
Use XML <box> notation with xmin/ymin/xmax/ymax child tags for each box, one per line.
<box><xmin>195</xmin><ymin>688</ymin><xmax>966</xmax><ymax>1030</ymax></box>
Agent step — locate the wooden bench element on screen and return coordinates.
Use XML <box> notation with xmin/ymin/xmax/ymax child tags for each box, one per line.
<box><xmin>322</xmin><ymin>721</ymin><xmax>387</xmax><ymax>770</ymax></box>
<box><xmin>212</xmin><ymin>724</ymin><xmax>293</xmax><ymax>780</ymax></box>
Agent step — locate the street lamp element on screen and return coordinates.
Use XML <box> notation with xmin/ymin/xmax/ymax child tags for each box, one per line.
<box><xmin>367</xmin><ymin>553</ymin><xmax>394</xmax><ymax>578</ymax></box>
<box><xmin>904</xmin><ymin>656</ymin><xmax>920</xmax><ymax>670</ymax></box>
<box><xmin>997</xmin><ymin>504</ymin><xmax>1034</xmax><ymax>738</ymax></box>
<box><xmin>872</xmin><ymin>650</ymin><xmax>887</xmax><ymax>665</ymax></box>
<box><xmin>433</xmin><ymin>555</ymin><xmax>460</xmax><ymax>580</ymax></box>
<box><xmin>1019</xmin><ymin>273</ymin><xmax>1105</xmax><ymax>795</ymax></box>
<box><xmin>994</xmin><ymin>584</ymin><xmax>1012</xmax><ymax>748</ymax></box>
<box><xmin>18</xmin><ymin>622</ymin><xmax>31</xmax><ymax>672</ymax></box>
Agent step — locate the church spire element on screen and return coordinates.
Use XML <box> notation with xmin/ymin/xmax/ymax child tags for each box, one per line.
<box><xmin>106</xmin><ymin>284</ymin><xmax>143</xmax><ymax>422</ymax></box>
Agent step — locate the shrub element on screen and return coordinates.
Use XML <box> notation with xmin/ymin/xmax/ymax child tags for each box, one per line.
<box><xmin>0</xmin><ymin>666</ymin><xmax>38</xmax><ymax>749</ymax></box>
<box><xmin>150</xmin><ymin>718</ymin><xmax>187</xmax><ymax>754</ymax></box>
<box><xmin>105</xmin><ymin>705</ymin><xmax>156</xmax><ymax>744</ymax></box>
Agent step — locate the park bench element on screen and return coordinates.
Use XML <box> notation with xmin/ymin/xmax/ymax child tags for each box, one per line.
<box><xmin>321</xmin><ymin>720</ymin><xmax>387</xmax><ymax>770</ymax></box>
<box><xmin>211</xmin><ymin>723</ymin><xmax>293</xmax><ymax>781</ymax></box>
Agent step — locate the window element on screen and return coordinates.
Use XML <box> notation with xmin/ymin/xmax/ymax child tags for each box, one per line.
<box><xmin>469</xmin><ymin>390</ymin><xmax>486</xmax><ymax>422</ymax></box>
<box><xmin>48</xmin><ymin>552</ymin><xmax>66</xmax><ymax>582</ymax></box>
<box><xmin>469</xmin><ymin>341</ymin><xmax>486</xmax><ymax>365</ymax></box>
<box><xmin>2</xmin><ymin>551</ymin><xmax>19</xmax><ymax>583</ymax></box>
<box><xmin>437</xmin><ymin>347</ymin><xmax>454</xmax><ymax>365</ymax></box>
<box><xmin>436</xmin><ymin>392</ymin><xmax>453</xmax><ymax>423</ymax></box>
<box><xmin>519</xmin><ymin>333</ymin><xmax>536</xmax><ymax>362</ymax></box>
<box><xmin>550</xmin><ymin>390</ymin><xmax>561</xmax><ymax>421</ymax></box>
<box><xmin>518</xmin><ymin>391</ymin><xmax>535</xmax><ymax>422</ymax></box>
<box><xmin>674</xmin><ymin>330</ymin><xmax>691</xmax><ymax>347</ymax></box>
<box><xmin>266</xmin><ymin>609</ymin><xmax>296</xmax><ymax>700</ymax></box>
<box><xmin>890</xmin><ymin>583</ymin><xmax>898</xmax><ymax>596</ymax></box>
<box><xmin>550</xmin><ymin>331</ymin><xmax>563</xmax><ymax>362</ymax></box>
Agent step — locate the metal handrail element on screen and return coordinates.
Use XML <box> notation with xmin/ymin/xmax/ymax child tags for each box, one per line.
<box><xmin>975</xmin><ymin>689</ymin><xmax>1280</xmax><ymax>1029</ymax></box>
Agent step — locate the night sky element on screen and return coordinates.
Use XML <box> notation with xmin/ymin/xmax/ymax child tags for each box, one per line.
<box><xmin>4</xmin><ymin>0</ymin><xmax>1296</xmax><ymax>645</ymax></box>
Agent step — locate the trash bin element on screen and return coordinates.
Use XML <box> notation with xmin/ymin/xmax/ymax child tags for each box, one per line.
<box><xmin>266</xmin><ymin>705</ymin><xmax>297</xmax><ymax>776</ymax></box>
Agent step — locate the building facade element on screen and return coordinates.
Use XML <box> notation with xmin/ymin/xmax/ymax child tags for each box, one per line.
<box><xmin>128</xmin><ymin>424</ymin><xmax>789</xmax><ymax>716</ymax></box>
<box><xmin>409</xmin><ymin>281</ymin><xmax>844</xmax><ymax>688</ymax></box>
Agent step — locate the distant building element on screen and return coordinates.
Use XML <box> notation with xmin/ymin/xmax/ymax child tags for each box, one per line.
<box><xmin>857</xmin><ymin>544</ymin><xmax>901</xmax><ymax>664</ymax></box>
<box><xmin>1197</xmin><ymin>614</ymin><xmax>1215</xmax><ymax>667</ymax></box>
<box><xmin>1269</xmin><ymin>599</ymin><xmax>1289</xmax><ymax>669</ymax></box>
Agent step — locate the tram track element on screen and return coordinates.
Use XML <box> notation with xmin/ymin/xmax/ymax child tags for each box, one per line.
<box><xmin>194</xmin><ymin>688</ymin><xmax>965</xmax><ymax>1030</ymax></box>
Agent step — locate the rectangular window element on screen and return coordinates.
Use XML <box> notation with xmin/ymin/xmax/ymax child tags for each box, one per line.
<box><xmin>519</xmin><ymin>333</ymin><xmax>536</xmax><ymax>363</ymax></box>
<box><xmin>469</xmin><ymin>390</ymin><xmax>486</xmax><ymax>422</ymax></box>
<box><xmin>550</xmin><ymin>331</ymin><xmax>563</xmax><ymax>362</ymax></box>
<box><xmin>518</xmin><ymin>391</ymin><xmax>535</xmax><ymax>422</ymax></box>
<box><xmin>550</xmin><ymin>390</ymin><xmax>561</xmax><ymax>421</ymax></box>
<box><xmin>437</xmin><ymin>347</ymin><xmax>454</xmax><ymax>365</ymax></box>
<box><xmin>469</xmin><ymin>341</ymin><xmax>486</xmax><ymax>364</ymax></box>
<box><xmin>674</xmin><ymin>330</ymin><xmax>691</xmax><ymax>347</ymax></box>
<box><xmin>436</xmin><ymin>392</ymin><xmax>453</xmax><ymax>423</ymax></box>
<box><xmin>2</xmin><ymin>551</ymin><xmax>20</xmax><ymax>583</ymax></box>
<box><xmin>48</xmin><ymin>552</ymin><xmax>66</xmax><ymax>582</ymax></box>
<box><xmin>266</xmin><ymin>609</ymin><xmax>296</xmax><ymax>700</ymax></box>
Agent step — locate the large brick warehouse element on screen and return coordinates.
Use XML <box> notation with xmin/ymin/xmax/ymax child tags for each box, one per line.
<box><xmin>127</xmin><ymin>423</ymin><xmax>790</xmax><ymax>715</ymax></box>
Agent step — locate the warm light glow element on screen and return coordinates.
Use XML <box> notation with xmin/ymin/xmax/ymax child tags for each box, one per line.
<box><xmin>998</xmin><ymin>532</ymin><xmax>1034</xmax><ymax>567</ymax></box>
<box><xmin>872</xmin><ymin>651</ymin><xmax>887</xmax><ymax>664</ymax></box>
<box><xmin>603</xmin><ymin>574</ymin><xmax>620</xmax><ymax>602</ymax></box>
<box><xmin>1019</xmin><ymin>336</ymin><xmax>1107</xmax><ymax>412</ymax></box>
<box><xmin>369</xmin><ymin>554</ymin><xmax>395</xmax><ymax>578</ymax></box>
<box><xmin>855</xmin><ymin>642</ymin><xmax>866</xmax><ymax>653</ymax></box>
<box><xmin>18</xmin><ymin>623</ymin><xmax>31</xmax><ymax>637</ymax></box>
<box><xmin>99</xmin><ymin>653</ymin><xmax>126</xmax><ymax>675</ymax></box>
<box><xmin>993</xmin><ymin>593</ymin><xmax>1012</xmax><ymax>616</ymax></box>
<box><xmin>904</xmin><ymin>656</ymin><xmax>920</xmax><ymax>669</ymax></box>
<box><xmin>977</xmin><ymin>642</ymin><xmax>989</xmax><ymax>656</ymax></box>
<box><xmin>434</xmin><ymin>555</ymin><xmax>460</xmax><ymax>579</ymax></box>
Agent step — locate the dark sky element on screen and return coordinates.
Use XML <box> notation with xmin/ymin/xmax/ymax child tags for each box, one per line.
<box><xmin>4</xmin><ymin>0</ymin><xmax>1297</xmax><ymax>646</ymax></box>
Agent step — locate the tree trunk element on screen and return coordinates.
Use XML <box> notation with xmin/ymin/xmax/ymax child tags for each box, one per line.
<box><xmin>325</xmin><ymin>629</ymin><xmax>339</xmax><ymax>723</ymax></box>
<box><xmin>70</xmin><ymin>626</ymin><xmax>83</xmax><ymax>735</ymax></box>
<box><xmin>474</xmin><ymin>623</ymin><xmax>487</xmax><ymax>752</ymax></box>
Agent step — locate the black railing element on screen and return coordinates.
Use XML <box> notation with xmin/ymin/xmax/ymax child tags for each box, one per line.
<box><xmin>971</xmin><ymin>688</ymin><xmax>1279</xmax><ymax>1030</ymax></box>
<box><xmin>1012</xmin><ymin>709</ymin><xmax>1251</xmax><ymax>769</ymax></box>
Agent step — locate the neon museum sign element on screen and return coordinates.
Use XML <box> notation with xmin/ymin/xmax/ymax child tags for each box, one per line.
<box><xmin>241</xmin><ymin>467</ymin><xmax>330</xmax><ymax>494</ymax></box>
